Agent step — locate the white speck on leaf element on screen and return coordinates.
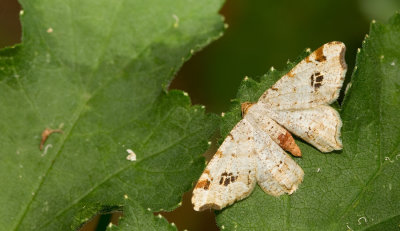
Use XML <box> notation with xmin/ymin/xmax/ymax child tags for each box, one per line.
<box><xmin>317</xmin><ymin>168</ymin><xmax>321</xmax><ymax>173</ymax></box>
<box><xmin>244</xmin><ymin>76</ymin><xmax>249</xmax><ymax>81</ymax></box>
<box><xmin>123</xmin><ymin>194</ymin><xmax>128</xmax><ymax>199</ymax></box>
<box><xmin>19</xmin><ymin>10</ymin><xmax>24</xmax><ymax>16</ymax></box>
<box><xmin>42</xmin><ymin>144</ymin><xmax>53</xmax><ymax>156</ymax></box>
<box><xmin>384</xmin><ymin>156</ymin><xmax>394</xmax><ymax>163</ymax></box>
<box><xmin>358</xmin><ymin>216</ymin><xmax>367</xmax><ymax>225</ymax></box>
<box><xmin>391</xmin><ymin>61</ymin><xmax>395</xmax><ymax>66</ymax></box>
<box><xmin>126</xmin><ymin>149</ymin><xmax>136</xmax><ymax>161</ymax></box>
<box><xmin>172</xmin><ymin>14</ymin><xmax>179</xmax><ymax>28</ymax></box>
<box><xmin>346</xmin><ymin>223</ymin><xmax>354</xmax><ymax>231</ymax></box>
<box><xmin>47</xmin><ymin>27</ymin><xmax>53</xmax><ymax>33</ymax></box>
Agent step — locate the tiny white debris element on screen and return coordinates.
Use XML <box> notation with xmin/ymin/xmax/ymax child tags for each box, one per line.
<box><xmin>124</xmin><ymin>194</ymin><xmax>128</xmax><ymax>199</ymax></box>
<box><xmin>345</xmin><ymin>82</ymin><xmax>352</xmax><ymax>95</ymax></box>
<box><xmin>147</xmin><ymin>208</ymin><xmax>151</xmax><ymax>211</ymax></box>
<box><xmin>244</xmin><ymin>76</ymin><xmax>249</xmax><ymax>81</ymax></box>
<box><xmin>221</xmin><ymin>225</ymin><xmax>225</xmax><ymax>230</ymax></box>
<box><xmin>157</xmin><ymin>214</ymin><xmax>163</xmax><ymax>218</ymax></box>
<box><xmin>354</xmin><ymin>66</ymin><xmax>358</xmax><ymax>70</ymax></box>
<box><xmin>270</xmin><ymin>66</ymin><xmax>275</xmax><ymax>71</ymax></box>
<box><xmin>178</xmin><ymin>201</ymin><xmax>182</xmax><ymax>206</ymax></box>
<box><xmin>183</xmin><ymin>92</ymin><xmax>188</xmax><ymax>96</ymax></box>
<box><xmin>306</xmin><ymin>48</ymin><xmax>311</xmax><ymax>53</ymax></box>
<box><xmin>357</xmin><ymin>48</ymin><xmax>360</xmax><ymax>53</ymax></box>
<box><xmin>224</xmin><ymin>23</ymin><xmax>229</xmax><ymax>29</ymax></box>
<box><xmin>221</xmin><ymin>112</ymin><xmax>225</xmax><ymax>117</ymax></box>
<box><xmin>201</xmin><ymin>105</ymin><xmax>205</xmax><ymax>109</ymax></box>
<box><xmin>108</xmin><ymin>222</ymin><xmax>113</xmax><ymax>228</ymax></box>
<box><xmin>385</xmin><ymin>156</ymin><xmax>394</xmax><ymax>163</ymax></box>
<box><xmin>372</xmin><ymin>19</ymin><xmax>376</xmax><ymax>24</ymax></box>
<box><xmin>208</xmin><ymin>141</ymin><xmax>212</xmax><ymax>145</ymax></box>
<box><xmin>19</xmin><ymin>10</ymin><xmax>24</xmax><ymax>16</ymax></box>
<box><xmin>391</xmin><ymin>61</ymin><xmax>395</xmax><ymax>66</ymax></box>
<box><xmin>172</xmin><ymin>14</ymin><xmax>179</xmax><ymax>28</ymax></box>
<box><xmin>126</xmin><ymin>149</ymin><xmax>137</xmax><ymax>161</ymax></box>
<box><xmin>47</xmin><ymin>27</ymin><xmax>53</xmax><ymax>33</ymax></box>
<box><xmin>171</xmin><ymin>222</ymin><xmax>176</xmax><ymax>226</ymax></box>
<box><xmin>346</xmin><ymin>223</ymin><xmax>354</xmax><ymax>231</ymax></box>
<box><xmin>358</xmin><ymin>216</ymin><xmax>367</xmax><ymax>225</ymax></box>
<box><xmin>42</xmin><ymin>144</ymin><xmax>53</xmax><ymax>156</ymax></box>
<box><xmin>317</xmin><ymin>168</ymin><xmax>321</xmax><ymax>173</ymax></box>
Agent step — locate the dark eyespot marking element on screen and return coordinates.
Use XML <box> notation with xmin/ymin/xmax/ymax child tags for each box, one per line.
<box><xmin>310</xmin><ymin>72</ymin><xmax>324</xmax><ymax>90</ymax></box>
<box><xmin>219</xmin><ymin>172</ymin><xmax>238</xmax><ymax>186</ymax></box>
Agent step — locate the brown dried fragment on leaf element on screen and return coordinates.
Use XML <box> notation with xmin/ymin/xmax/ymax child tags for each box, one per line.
<box><xmin>40</xmin><ymin>128</ymin><xmax>63</xmax><ymax>150</ymax></box>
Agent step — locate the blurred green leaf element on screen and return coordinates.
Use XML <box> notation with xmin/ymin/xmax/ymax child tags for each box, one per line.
<box><xmin>216</xmin><ymin>13</ymin><xmax>400</xmax><ymax>231</ymax></box>
<box><xmin>359</xmin><ymin>0</ymin><xmax>400</xmax><ymax>21</ymax></box>
<box><xmin>0</xmin><ymin>0</ymin><xmax>224</xmax><ymax>230</ymax></box>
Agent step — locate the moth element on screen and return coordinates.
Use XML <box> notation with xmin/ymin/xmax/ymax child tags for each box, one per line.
<box><xmin>192</xmin><ymin>41</ymin><xmax>347</xmax><ymax>211</ymax></box>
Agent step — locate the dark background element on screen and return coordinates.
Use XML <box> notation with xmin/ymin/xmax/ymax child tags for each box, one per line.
<box><xmin>1</xmin><ymin>0</ymin><xmax>398</xmax><ymax>230</ymax></box>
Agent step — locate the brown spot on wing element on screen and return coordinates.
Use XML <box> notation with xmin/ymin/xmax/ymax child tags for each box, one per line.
<box><xmin>199</xmin><ymin>203</ymin><xmax>221</xmax><ymax>211</ymax></box>
<box><xmin>315</xmin><ymin>45</ymin><xmax>327</xmax><ymax>62</ymax></box>
<box><xmin>287</xmin><ymin>70</ymin><xmax>295</xmax><ymax>77</ymax></box>
<box><xmin>339</xmin><ymin>45</ymin><xmax>347</xmax><ymax>69</ymax></box>
<box><xmin>195</xmin><ymin>179</ymin><xmax>211</xmax><ymax>190</ymax></box>
<box><xmin>277</xmin><ymin>131</ymin><xmax>302</xmax><ymax>157</ymax></box>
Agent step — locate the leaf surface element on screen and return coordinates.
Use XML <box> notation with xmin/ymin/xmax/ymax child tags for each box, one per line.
<box><xmin>216</xmin><ymin>14</ymin><xmax>400</xmax><ymax>231</ymax></box>
<box><xmin>0</xmin><ymin>0</ymin><xmax>224</xmax><ymax>230</ymax></box>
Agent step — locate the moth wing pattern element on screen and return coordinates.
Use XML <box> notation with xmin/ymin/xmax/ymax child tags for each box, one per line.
<box><xmin>265</xmin><ymin>105</ymin><xmax>342</xmax><ymax>152</ymax></box>
<box><xmin>253</xmin><ymin>126</ymin><xmax>304</xmax><ymax>196</ymax></box>
<box><xmin>259</xmin><ymin>41</ymin><xmax>347</xmax><ymax>110</ymax></box>
<box><xmin>192</xmin><ymin>119</ymin><xmax>257</xmax><ymax>211</ymax></box>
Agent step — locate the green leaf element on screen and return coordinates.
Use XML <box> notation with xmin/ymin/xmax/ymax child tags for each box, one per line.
<box><xmin>215</xmin><ymin>14</ymin><xmax>400</xmax><ymax>231</ymax></box>
<box><xmin>0</xmin><ymin>0</ymin><xmax>224</xmax><ymax>230</ymax></box>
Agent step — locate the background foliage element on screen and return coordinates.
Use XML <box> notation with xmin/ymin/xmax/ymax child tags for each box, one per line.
<box><xmin>0</xmin><ymin>0</ymin><xmax>399</xmax><ymax>230</ymax></box>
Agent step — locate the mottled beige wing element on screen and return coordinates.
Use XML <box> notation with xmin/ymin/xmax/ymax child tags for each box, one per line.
<box><xmin>265</xmin><ymin>105</ymin><xmax>342</xmax><ymax>152</ymax></box>
<box><xmin>253</xmin><ymin>127</ymin><xmax>304</xmax><ymax>196</ymax></box>
<box><xmin>259</xmin><ymin>41</ymin><xmax>347</xmax><ymax>110</ymax></box>
<box><xmin>192</xmin><ymin>119</ymin><xmax>257</xmax><ymax>211</ymax></box>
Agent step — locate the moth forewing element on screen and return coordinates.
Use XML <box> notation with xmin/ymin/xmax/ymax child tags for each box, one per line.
<box><xmin>192</xmin><ymin>119</ymin><xmax>257</xmax><ymax>211</ymax></box>
<box><xmin>259</xmin><ymin>42</ymin><xmax>347</xmax><ymax>110</ymax></box>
